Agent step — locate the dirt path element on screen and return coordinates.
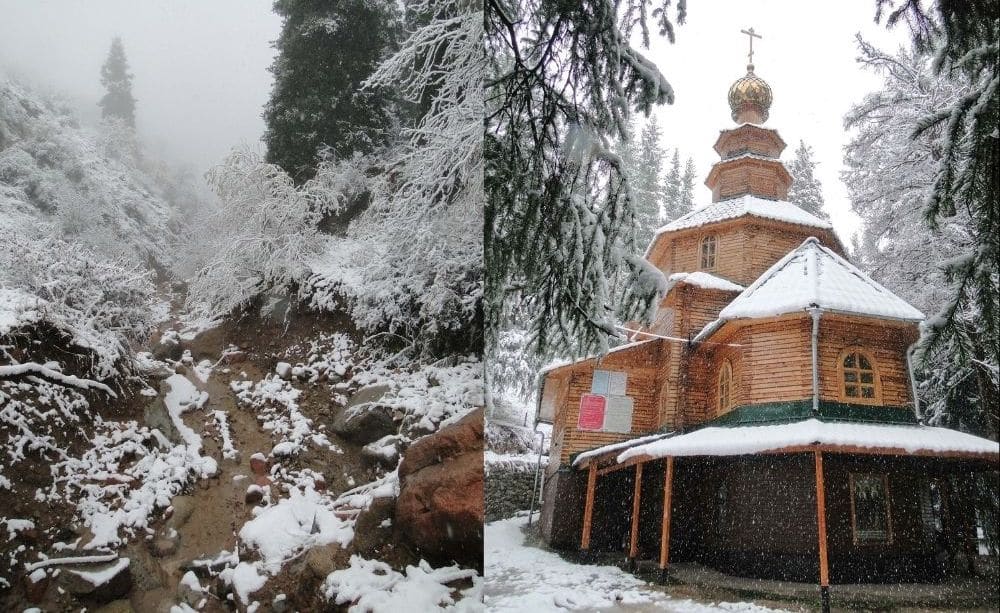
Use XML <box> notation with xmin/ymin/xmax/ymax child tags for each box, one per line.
<box><xmin>132</xmin><ymin>359</ymin><xmax>275</xmax><ymax>612</ymax></box>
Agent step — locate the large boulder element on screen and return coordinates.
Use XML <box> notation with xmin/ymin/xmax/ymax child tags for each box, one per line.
<box><xmin>395</xmin><ymin>408</ymin><xmax>483</xmax><ymax>570</ymax></box>
<box><xmin>330</xmin><ymin>385</ymin><xmax>398</xmax><ymax>444</ymax></box>
<box><xmin>57</xmin><ymin>558</ymin><xmax>133</xmax><ymax>603</ymax></box>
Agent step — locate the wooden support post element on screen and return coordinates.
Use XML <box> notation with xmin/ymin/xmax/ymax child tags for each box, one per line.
<box><xmin>581</xmin><ymin>463</ymin><xmax>597</xmax><ymax>552</ymax></box>
<box><xmin>627</xmin><ymin>462</ymin><xmax>644</xmax><ymax>569</ymax></box>
<box><xmin>658</xmin><ymin>456</ymin><xmax>675</xmax><ymax>583</ymax></box>
<box><xmin>814</xmin><ymin>450</ymin><xmax>831</xmax><ymax>613</ymax></box>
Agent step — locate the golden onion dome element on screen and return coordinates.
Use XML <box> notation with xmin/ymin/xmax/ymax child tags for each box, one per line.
<box><xmin>728</xmin><ymin>64</ymin><xmax>772</xmax><ymax>124</ymax></box>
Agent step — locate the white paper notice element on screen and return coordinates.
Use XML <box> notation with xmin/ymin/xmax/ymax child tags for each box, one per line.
<box><xmin>608</xmin><ymin>371</ymin><xmax>628</xmax><ymax>396</ymax></box>
<box><xmin>591</xmin><ymin>370</ymin><xmax>610</xmax><ymax>395</ymax></box>
<box><xmin>603</xmin><ymin>396</ymin><xmax>634</xmax><ymax>433</ymax></box>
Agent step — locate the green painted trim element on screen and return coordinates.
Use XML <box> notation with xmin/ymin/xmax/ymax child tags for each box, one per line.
<box><xmin>695</xmin><ymin>400</ymin><xmax>918</xmax><ymax>430</ymax></box>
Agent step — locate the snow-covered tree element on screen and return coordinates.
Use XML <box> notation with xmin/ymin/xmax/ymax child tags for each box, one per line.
<box><xmin>263</xmin><ymin>0</ymin><xmax>399</xmax><ymax>182</ymax></box>
<box><xmin>870</xmin><ymin>0</ymin><xmax>999</xmax><ymax>440</ymax></box>
<box><xmin>844</xmin><ymin>39</ymin><xmax>996</xmax><ymax>440</ymax></box>
<box><xmin>620</xmin><ymin>119</ymin><xmax>665</xmax><ymax>248</ymax></box>
<box><xmin>98</xmin><ymin>37</ymin><xmax>136</xmax><ymax>128</ymax></box>
<box><xmin>301</xmin><ymin>0</ymin><xmax>482</xmax><ymax>355</ymax></box>
<box><xmin>679</xmin><ymin>156</ymin><xmax>697</xmax><ymax>215</ymax></box>
<box><xmin>661</xmin><ymin>148</ymin><xmax>682</xmax><ymax>221</ymax></box>
<box><xmin>485</xmin><ymin>0</ymin><xmax>681</xmax><ymax>358</ymax></box>
<box><xmin>786</xmin><ymin>140</ymin><xmax>827</xmax><ymax>220</ymax></box>
<box><xmin>181</xmin><ymin>148</ymin><xmax>323</xmax><ymax>320</ymax></box>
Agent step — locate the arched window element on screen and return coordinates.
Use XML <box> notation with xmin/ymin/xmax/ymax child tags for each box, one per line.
<box><xmin>841</xmin><ymin>349</ymin><xmax>879</xmax><ymax>404</ymax></box>
<box><xmin>717</xmin><ymin>360</ymin><xmax>733</xmax><ymax>413</ymax></box>
<box><xmin>700</xmin><ymin>235</ymin><xmax>717</xmax><ymax>270</ymax></box>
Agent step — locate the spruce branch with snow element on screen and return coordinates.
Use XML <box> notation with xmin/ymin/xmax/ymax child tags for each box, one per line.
<box><xmin>485</xmin><ymin>0</ymin><xmax>682</xmax><ymax>358</ymax></box>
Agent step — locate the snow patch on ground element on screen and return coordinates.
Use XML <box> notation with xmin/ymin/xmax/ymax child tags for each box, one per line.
<box><xmin>485</xmin><ymin>516</ymin><xmax>788</xmax><ymax>612</ymax></box>
<box><xmin>323</xmin><ymin>555</ymin><xmax>482</xmax><ymax>612</ymax></box>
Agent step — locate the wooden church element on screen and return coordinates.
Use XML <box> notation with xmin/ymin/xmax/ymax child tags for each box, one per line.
<box><xmin>535</xmin><ymin>52</ymin><xmax>999</xmax><ymax>609</ymax></box>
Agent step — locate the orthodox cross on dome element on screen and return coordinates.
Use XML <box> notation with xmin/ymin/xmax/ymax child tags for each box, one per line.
<box><xmin>740</xmin><ymin>27</ymin><xmax>762</xmax><ymax>67</ymax></box>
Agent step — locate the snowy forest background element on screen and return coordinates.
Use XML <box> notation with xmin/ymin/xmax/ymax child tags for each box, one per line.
<box><xmin>2</xmin><ymin>0</ymin><xmax>484</xmax><ymax>609</ymax></box>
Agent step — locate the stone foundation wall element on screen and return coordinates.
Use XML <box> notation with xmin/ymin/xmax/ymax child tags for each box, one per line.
<box><xmin>485</xmin><ymin>463</ymin><xmax>540</xmax><ymax>522</ymax></box>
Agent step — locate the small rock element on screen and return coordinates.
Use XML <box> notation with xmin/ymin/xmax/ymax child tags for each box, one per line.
<box><xmin>245</xmin><ymin>485</ymin><xmax>265</xmax><ymax>505</ymax></box>
<box><xmin>222</xmin><ymin>350</ymin><xmax>247</xmax><ymax>364</ymax></box>
<box><xmin>275</xmin><ymin>361</ymin><xmax>293</xmax><ymax>380</ymax></box>
<box><xmin>272</xmin><ymin>593</ymin><xmax>289</xmax><ymax>613</ymax></box>
<box><xmin>353</xmin><ymin>495</ymin><xmax>397</xmax><ymax>556</ymax></box>
<box><xmin>302</xmin><ymin>543</ymin><xmax>351</xmax><ymax>580</ymax></box>
<box><xmin>250</xmin><ymin>452</ymin><xmax>269</xmax><ymax>476</ymax></box>
<box><xmin>58</xmin><ymin>558</ymin><xmax>133</xmax><ymax>603</ymax></box>
<box><xmin>314</xmin><ymin>475</ymin><xmax>327</xmax><ymax>491</ymax></box>
<box><xmin>177</xmin><ymin>570</ymin><xmax>205</xmax><ymax>606</ymax></box>
<box><xmin>254</xmin><ymin>475</ymin><xmax>272</xmax><ymax>488</ymax></box>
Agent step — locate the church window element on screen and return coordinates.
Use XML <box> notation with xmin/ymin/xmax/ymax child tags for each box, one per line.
<box><xmin>717</xmin><ymin>360</ymin><xmax>734</xmax><ymax>413</ymax></box>
<box><xmin>840</xmin><ymin>349</ymin><xmax>879</xmax><ymax>404</ymax></box>
<box><xmin>700</xmin><ymin>235</ymin><xmax>717</xmax><ymax>269</ymax></box>
<box><xmin>850</xmin><ymin>473</ymin><xmax>892</xmax><ymax>544</ymax></box>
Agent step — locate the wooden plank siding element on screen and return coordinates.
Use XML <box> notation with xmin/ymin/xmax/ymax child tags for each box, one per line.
<box><xmin>546</xmin><ymin>340</ymin><xmax>667</xmax><ymax>467</ymax></box>
<box><xmin>817</xmin><ymin>314</ymin><xmax>919</xmax><ymax>408</ymax></box>
<box><xmin>646</xmin><ymin>218</ymin><xmax>844</xmax><ymax>290</ymax></box>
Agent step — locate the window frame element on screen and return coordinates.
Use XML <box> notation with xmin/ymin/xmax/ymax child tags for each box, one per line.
<box><xmin>849</xmin><ymin>472</ymin><xmax>894</xmax><ymax>546</ymax></box>
<box><xmin>700</xmin><ymin>234</ymin><xmax>718</xmax><ymax>270</ymax></box>
<box><xmin>838</xmin><ymin>347</ymin><xmax>882</xmax><ymax>405</ymax></box>
<box><xmin>717</xmin><ymin>359</ymin><xmax>734</xmax><ymax>414</ymax></box>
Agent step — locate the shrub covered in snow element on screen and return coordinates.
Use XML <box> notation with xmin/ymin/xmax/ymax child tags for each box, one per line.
<box><xmin>0</xmin><ymin>228</ymin><xmax>157</xmax><ymax>380</ymax></box>
<box><xmin>179</xmin><ymin>148</ymin><xmax>324</xmax><ymax>320</ymax></box>
<box><xmin>0</xmin><ymin>78</ymin><xmax>180</xmax><ymax>265</ymax></box>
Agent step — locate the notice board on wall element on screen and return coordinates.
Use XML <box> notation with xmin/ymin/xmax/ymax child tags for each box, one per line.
<box><xmin>577</xmin><ymin>394</ymin><xmax>606</xmax><ymax>430</ymax></box>
<box><xmin>579</xmin><ymin>369</ymin><xmax>633</xmax><ymax>433</ymax></box>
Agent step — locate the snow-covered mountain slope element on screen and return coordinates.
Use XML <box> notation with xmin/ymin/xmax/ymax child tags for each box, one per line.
<box><xmin>0</xmin><ymin>78</ymin><xmax>179</xmax><ymax>265</ymax></box>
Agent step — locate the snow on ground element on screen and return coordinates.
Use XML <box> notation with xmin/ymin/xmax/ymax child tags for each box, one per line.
<box><xmin>163</xmin><ymin>373</ymin><xmax>217</xmax><ymax>478</ymax></box>
<box><xmin>485</xmin><ymin>516</ymin><xmax>788</xmax><ymax>613</ymax></box>
<box><xmin>323</xmin><ymin>555</ymin><xmax>482</xmax><ymax>612</ymax></box>
<box><xmin>230</xmin><ymin>372</ymin><xmax>341</xmax><ymax>457</ymax></box>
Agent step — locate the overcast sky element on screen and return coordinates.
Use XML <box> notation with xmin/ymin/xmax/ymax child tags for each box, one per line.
<box><xmin>0</xmin><ymin>0</ymin><xmax>280</xmax><ymax>173</ymax></box>
<box><xmin>644</xmin><ymin>1</ymin><xmax>911</xmax><ymax>243</ymax></box>
<box><xmin>0</xmin><ymin>2</ymin><xmax>909</xmax><ymax>242</ymax></box>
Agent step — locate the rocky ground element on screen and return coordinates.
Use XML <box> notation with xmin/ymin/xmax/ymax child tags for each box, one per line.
<box><xmin>1</xmin><ymin>294</ymin><xmax>484</xmax><ymax>612</ymax></box>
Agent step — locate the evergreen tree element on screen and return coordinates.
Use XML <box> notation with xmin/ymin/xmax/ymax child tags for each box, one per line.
<box><xmin>98</xmin><ymin>37</ymin><xmax>136</xmax><ymax>128</ymax></box>
<box><xmin>786</xmin><ymin>140</ymin><xmax>827</xmax><ymax>219</ymax></box>
<box><xmin>263</xmin><ymin>0</ymin><xmax>398</xmax><ymax>182</ymax></box>
<box><xmin>679</xmin><ymin>156</ymin><xmax>697</xmax><ymax>218</ymax></box>
<box><xmin>631</xmin><ymin>120</ymin><xmax>665</xmax><ymax>247</ymax></box>
<box><xmin>486</xmin><ymin>0</ymin><xmax>684</xmax><ymax>358</ymax></box>
<box><xmin>662</xmin><ymin>149</ymin><xmax>683</xmax><ymax>221</ymax></box>
<box><xmin>873</xmin><ymin>0</ymin><xmax>999</xmax><ymax>439</ymax></box>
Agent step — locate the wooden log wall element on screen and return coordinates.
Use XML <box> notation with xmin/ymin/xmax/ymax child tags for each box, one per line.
<box><xmin>647</xmin><ymin>220</ymin><xmax>844</xmax><ymax>291</ymax></box>
<box><xmin>817</xmin><ymin>315</ymin><xmax>918</xmax><ymax>408</ymax></box>
<box><xmin>548</xmin><ymin>340</ymin><xmax>666</xmax><ymax>467</ymax></box>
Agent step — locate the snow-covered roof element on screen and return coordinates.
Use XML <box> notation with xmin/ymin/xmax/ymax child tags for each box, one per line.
<box><xmin>572</xmin><ymin>432</ymin><xmax>674</xmax><ymax>467</ymax></box>
<box><xmin>538</xmin><ymin>339</ymin><xmax>659</xmax><ymax>376</ymax></box>
<box><xmin>717</xmin><ymin>237</ymin><xmax>924</xmax><ymax>322</ymax></box>
<box><xmin>655</xmin><ymin>194</ymin><xmax>833</xmax><ymax>234</ymax></box>
<box><xmin>617</xmin><ymin>419</ymin><xmax>999</xmax><ymax>463</ymax></box>
<box><xmin>667</xmin><ymin>272</ymin><xmax>744</xmax><ymax>293</ymax></box>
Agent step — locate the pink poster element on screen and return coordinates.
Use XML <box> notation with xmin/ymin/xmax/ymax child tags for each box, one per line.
<box><xmin>578</xmin><ymin>394</ymin><xmax>606</xmax><ymax>430</ymax></box>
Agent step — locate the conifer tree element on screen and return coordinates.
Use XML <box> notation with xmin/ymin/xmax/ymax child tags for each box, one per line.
<box><xmin>631</xmin><ymin>120</ymin><xmax>665</xmax><ymax>247</ymax></box>
<box><xmin>873</xmin><ymin>0</ymin><xmax>999</xmax><ymax>439</ymax></box>
<box><xmin>679</xmin><ymin>156</ymin><xmax>697</xmax><ymax>217</ymax></box>
<box><xmin>98</xmin><ymin>37</ymin><xmax>136</xmax><ymax>128</ymax></box>
<box><xmin>786</xmin><ymin>140</ymin><xmax>827</xmax><ymax>219</ymax></box>
<box><xmin>662</xmin><ymin>149</ymin><xmax>683</xmax><ymax>222</ymax></box>
<box><xmin>263</xmin><ymin>0</ymin><xmax>398</xmax><ymax>182</ymax></box>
